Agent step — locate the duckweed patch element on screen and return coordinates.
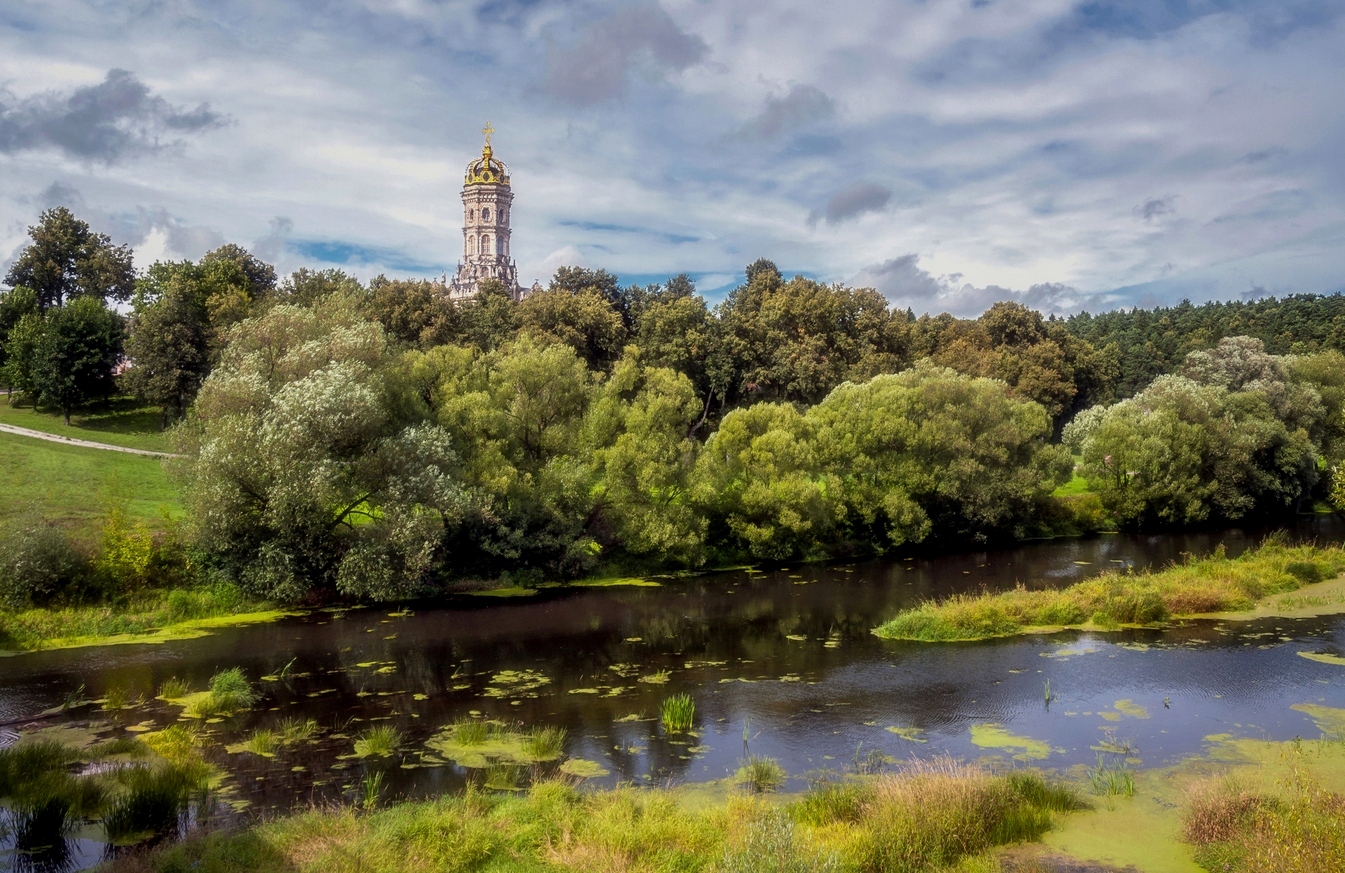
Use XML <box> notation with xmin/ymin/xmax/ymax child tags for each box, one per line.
<box><xmin>969</xmin><ymin>724</ymin><xmax>1056</xmax><ymax>761</ymax></box>
<box><xmin>482</xmin><ymin>669</ymin><xmax>551</xmax><ymax>699</ymax></box>
<box><xmin>1298</xmin><ymin>651</ymin><xmax>1345</xmax><ymax>666</ymax></box>
<box><xmin>884</xmin><ymin>725</ymin><xmax>928</xmax><ymax>743</ymax></box>
<box><xmin>559</xmin><ymin>758</ymin><xmax>609</xmax><ymax>779</ymax></box>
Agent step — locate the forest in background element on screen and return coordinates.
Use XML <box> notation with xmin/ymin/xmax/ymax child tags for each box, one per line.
<box><xmin>4</xmin><ymin>207</ymin><xmax>1345</xmax><ymax>609</ymax></box>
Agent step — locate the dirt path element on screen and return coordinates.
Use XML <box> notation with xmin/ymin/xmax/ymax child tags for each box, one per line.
<box><xmin>0</xmin><ymin>422</ymin><xmax>179</xmax><ymax>458</ymax></box>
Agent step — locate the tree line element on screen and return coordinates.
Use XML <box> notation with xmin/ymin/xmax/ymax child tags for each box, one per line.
<box><xmin>4</xmin><ymin>207</ymin><xmax>1345</xmax><ymax>604</ymax></box>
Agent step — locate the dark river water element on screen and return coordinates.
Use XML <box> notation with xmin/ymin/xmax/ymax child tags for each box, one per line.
<box><xmin>4</xmin><ymin>518</ymin><xmax>1345</xmax><ymax>868</ymax></box>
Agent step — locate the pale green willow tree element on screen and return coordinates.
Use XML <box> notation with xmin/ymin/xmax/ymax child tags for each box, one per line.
<box><xmin>693</xmin><ymin>364</ymin><xmax>1070</xmax><ymax>561</ymax></box>
<box><xmin>812</xmin><ymin>364</ymin><xmax>1072</xmax><ymax>550</ymax></box>
<box><xmin>692</xmin><ymin>402</ymin><xmax>842</xmax><ymax>561</ymax></box>
<box><xmin>179</xmin><ymin>296</ymin><xmax>463</xmax><ymax>601</ymax></box>
<box><xmin>1079</xmin><ymin>375</ymin><xmax>1316</xmax><ymax>526</ymax></box>
<box><xmin>404</xmin><ymin>337</ymin><xmax>704</xmax><ymax>576</ymax></box>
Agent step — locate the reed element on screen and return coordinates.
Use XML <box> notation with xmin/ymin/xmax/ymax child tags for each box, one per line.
<box><xmin>522</xmin><ymin>726</ymin><xmax>567</xmax><ymax>760</ymax></box>
<box><xmin>661</xmin><ymin>693</ymin><xmax>695</xmax><ymax>733</ymax></box>
<box><xmin>354</xmin><ymin>725</ymin><xmax>402</xmax><ymax>758</ymax></box>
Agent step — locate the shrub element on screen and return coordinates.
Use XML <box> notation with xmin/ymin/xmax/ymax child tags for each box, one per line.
<box><xmin>0</xmin><ymin>520</ymin><xmax>87</xmax><ymax>607</ymax></box>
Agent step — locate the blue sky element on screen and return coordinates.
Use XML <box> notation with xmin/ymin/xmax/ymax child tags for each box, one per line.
<box><xmin>1</xmin><ymin>0</ymin><xmax>1343</xmax><ymax>315</ymax></box>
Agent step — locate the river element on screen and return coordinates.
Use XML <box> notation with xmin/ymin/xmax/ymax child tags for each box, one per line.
<box><xmin>3</xmin><ymin>518</ymin><xmax>1345</xmax><ymax>869</ymax></box>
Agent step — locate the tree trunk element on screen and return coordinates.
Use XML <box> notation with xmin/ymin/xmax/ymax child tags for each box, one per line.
<box><xmin>63</xmin><ymin>408</ymin><xmax>71</xmax><ymax>426</ymax></box>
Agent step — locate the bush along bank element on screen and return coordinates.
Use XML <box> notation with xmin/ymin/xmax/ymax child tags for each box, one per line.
<box><xmin>873</xmin><ymin>537</ymin><xmax>1345</xmax><ymax>642</ymax></box>
<box><xmin>103</xmin><ymin>759</ymin><xmax>1084</xmax><ymax>873</ymax></box>
<box><xmin>0</xmin><ymin>508</ymin><xmax>273</xmax><ymax>653</ymax></box>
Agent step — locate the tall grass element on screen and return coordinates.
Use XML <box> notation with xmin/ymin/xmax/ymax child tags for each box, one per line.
<box><xmin>103</xmin><ymin>764</ymin><xmax>203</xmax><ymax>842</ymax></box>
<box><xmin>661</xmin><ymin>693</ymin><xmax>695</xmax><ymax>732</ymax></box>
<box><xmin>875</xmin><ymin>540</ymin><xmax>1345</xmax><ymax>641</ymax></box>
<box><xmin>1183</xmin><ymin>761</ymin><xmax>1345</xmax><ymax>871</ymax></box>
<box><xmin>105</xmin><ymin>761</ymin><xmax>1082</xmax><ymax>873</ymax></box>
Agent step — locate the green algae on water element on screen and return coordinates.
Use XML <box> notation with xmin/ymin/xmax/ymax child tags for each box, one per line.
<box><xmin>969</xmin><ymin>724</ymin><xmax>1056</xmax><ymax>760</ymax></box>
<box><xmin>885</xmin><ymin>725</ymin><xmax>927</xmax><ymax>742</ymax></box>
<box><xmin>559</xmin><ymin>758</ymin><xmax>610</xmax><ymax>778</ymax></box>
<box><xmin>1298</xmin><ymin>651</ymin><xmax>1345</xmax><ymax>666</ymax></box>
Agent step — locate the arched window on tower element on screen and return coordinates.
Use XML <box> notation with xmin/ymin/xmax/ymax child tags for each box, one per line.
<box><xmin>496</xmin><ymin>236</ymin><xmax>503</xmax><ymax>255</ymax></box>
<box><xmin>483</xmin><ymin>235</ymin><xmax>491</xmax><ymax>255</ymax></box>
<box><xmin>482</xmin><ymin>207</ymin><xmax>491</xmax><ymax>222</ymax></box>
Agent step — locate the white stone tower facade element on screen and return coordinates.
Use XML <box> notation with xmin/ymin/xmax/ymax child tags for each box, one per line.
<box><xmin>447</xmin><ymin>126</ymin><xmax>529</xmax><ymax>301</ymax></box>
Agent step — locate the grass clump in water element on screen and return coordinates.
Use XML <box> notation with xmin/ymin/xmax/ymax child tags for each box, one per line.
<box><xmin>158</xmin><ymin>677</ymin><xmax>188</xmax><ymax>699</ymax></box>
<box><xmin>354</xmin><ymin>725</ymin><xmax>402</xmax><ymax>758</ymax></box>
<box><xmin>522</xmin><ymin>726</ymin><xmax>567</xmax><ymax>760</ymax></box>
<box><xmin>735</xmin><ymin>756</ymin><xmax>786</xmax><ymax>793</ymax></box>
<box><xmin>449</xmin><ymin>718</ymin><xmax>491</xmax><ymax>746</ymax></box>
<box><xmin>661</xmin><ymin>693</ymin><xmax>695</xmax><ymax>733</ymax></box>
<box><xmin>177</xmin><ymin>668</ymin><xmax>258</xmax><ymax>718</ymax></box>
<box><xmin>238</xmin><ymin>729</ymin><xmax>280</xmax><ymax>757</ymax></box>
<box><xmin>277</xmin><ymin>717</ymin><xmax>317</xmax><ymax>743</ymax></box>
<box><xmin>103</xmin><ymin>764</ymin><xmax>204</xmax><ymax>843</ymax></box>
<box><xmin>874</xmin><ymin>539</ymin><xmax>1345</xmax><ymax>641</ymax></box>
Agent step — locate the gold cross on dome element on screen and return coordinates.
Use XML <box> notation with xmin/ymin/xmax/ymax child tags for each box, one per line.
<box><xmin>482</xmin><ymin>122</ymin><xmax>494</xmax><ymax>145</ymax></box>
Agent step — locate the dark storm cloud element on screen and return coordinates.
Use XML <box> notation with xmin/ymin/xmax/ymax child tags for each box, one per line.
<box><xmin>809</xmin><ymin>182</ymin><xmax>892</xmax><ymax>227</ymax></box>
<box><xmin>541</xmin><ymin>3</ymin><xmax>707</xmax><ymax>105</ymax></box>
<box><xmin>0</xmin><ymin>69</ymin><xmax>226</xmax><ymax>162</ymax></box>
<box><xmin>738</xmin><ymin>84</ymin><xmax>836</xmax><ymax>140</ymax></box>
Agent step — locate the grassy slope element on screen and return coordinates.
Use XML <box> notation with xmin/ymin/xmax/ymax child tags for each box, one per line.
<box><xmin>0</xmin><ymin>431</ymin><xmax>181</xmax><ymax>531</ymax></box>
<box><xmin>0</xmin><ymin>396</ymin><xmax>171</xmax><ymax>452</ymax></box>
<box><xmin>874</xmin><ymin>540</ymin><xmax>1345</xmax><ymax>642</ymax></box>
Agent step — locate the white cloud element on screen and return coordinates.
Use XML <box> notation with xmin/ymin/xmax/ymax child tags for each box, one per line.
<box><xmin>1</xmin><ymin>0</ymin><xmax>1342</xmax><ymax>312</ymax></box>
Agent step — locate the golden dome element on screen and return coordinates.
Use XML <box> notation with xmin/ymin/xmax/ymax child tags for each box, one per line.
<box><xmin>465</xmin><ymin>141</ymin><xmax>510</xmax><ymax>186</ymax></box>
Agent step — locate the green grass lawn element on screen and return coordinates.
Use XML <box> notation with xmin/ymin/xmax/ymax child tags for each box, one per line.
<box><xmin>1051</xmin><ymin>471</ymin><xmax>1091</xmax><ymax>497</ymax></box>
<box><xmin>0</xmin><ymin>431</ymin><xmax>182</xmax><ymax>533</ymax></box>
<box><xmin>0</xmin><ymin>396</ymin><xmax>172</xmax><ymax>452</ymax></box>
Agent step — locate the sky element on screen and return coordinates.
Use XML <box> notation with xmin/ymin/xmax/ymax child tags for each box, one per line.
<box><xmin>2</xmin><ymin>0</ymin><xmax>1344</xmax><ymax>316</ymax></box>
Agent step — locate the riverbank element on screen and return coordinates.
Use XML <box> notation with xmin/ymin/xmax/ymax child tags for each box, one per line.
<box><xmin>0</xmin><ymin>583</ymin><xmax>283</xmax><ymax>654</ymax></box>
<box><xmin>102</xmin><ymin>761</ymin><xmax>1082</xmax><ymax>873</ymax></box>
<box><xmin>873</xmin><ymin>538</ymin><xmax>1345</xmax><ymax>642</ymax></box>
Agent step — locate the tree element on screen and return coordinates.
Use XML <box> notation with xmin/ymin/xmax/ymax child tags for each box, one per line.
<box><xmin>3</xmin><ymin>208</ymin><xmax>135</xmax><ymax>310</ymax></box>
<box><xmin>123</xmin><ymin>280</ymin><xmax>211</xmax><ymax>427</ymax></box>
<box><xmin>518</xmin><ymin>286</ymin><xmax>628</xmax><ymax>370</ymax></box>
<box><xmin>1078</xmin><ymin>375</ymin><xmax>1317</xmax><ymax>527</ymax></box>
<box><xmin>811</xmin><ymin>364</ymin><xmax>1071</xmax><ymax>549</ymax></box>
<box><xmin>200</xmin><ymin>244</ymin><xmax>277</xmax><ymax>296</ymax></box>
<box><xmin>180</xmin><ymin>296</ymin><xmax>463</xmax><ymax>601</ymax></box>
<box><xmin>715</xmin><ymin>272</ymin><xmax>908</xmax><ymax>405</ymax></box>
<box><xmin>692</xmin><ymin>402</ymin><xmax>840</xmax><ymax>561</ymax></box>
<box><xmin>548</xmin><ymin>266</ymin><xmax>630</xmax><ymax>327</ymax></box>
<box><xmin>460</xmin><ymin>279</ymin><xmax>521</xmax><ymax>352</ymax></box>
<box><xmin>365</xmin><ymin>276</ymin><xmax>460</xmax><ymax>348</ymax></box>
<box><xmin>0</xmin><ymin>286</ymin><xmax>39</xmax><ymax>393</ymax></box>
<box><xmin>30</xmin><ymin>297</ymin><xmax>124</xmax><ymax>424</ymax></box>
<box><xmin>274</xmin><ymin>268</ymin><xmax>365</xmax><ymax>306</ymax></box>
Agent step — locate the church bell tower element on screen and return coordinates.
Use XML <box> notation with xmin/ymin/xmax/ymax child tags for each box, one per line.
<box><xmin>448</xmin><ymin>124</ymin><xmax>527</xmax><ymax>301</ymax></box>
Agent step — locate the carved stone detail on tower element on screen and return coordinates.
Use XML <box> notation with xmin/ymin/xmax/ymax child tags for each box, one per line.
<box><xmin>448</xmin><ymin>124</ymin><xmax>530</xmax><ymax>302</ymax></box>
